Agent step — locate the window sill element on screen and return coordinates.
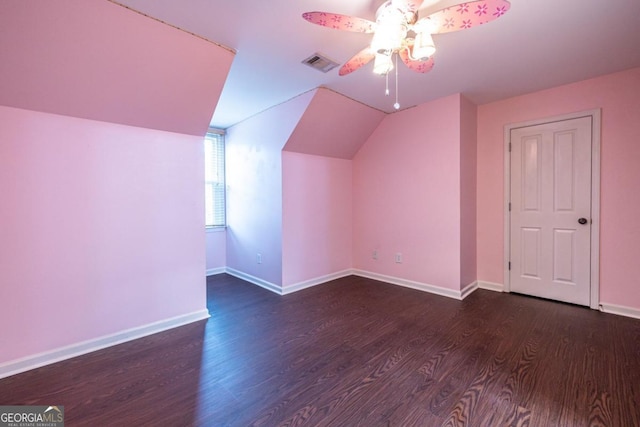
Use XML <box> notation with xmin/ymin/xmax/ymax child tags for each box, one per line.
<box><xmin>206</xmin><ymin>226</ymin><xmax>226</xmax><ymax>233</ymax></box>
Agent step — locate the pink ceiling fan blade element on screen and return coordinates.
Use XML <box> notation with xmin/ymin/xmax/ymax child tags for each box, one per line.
<box><xmin>423</xmin><ymin>0</ymin><xmax>511</xmax><ymax>34</ymax></box>
<box><xmin>399</xmin><ymin>46</ymin><xmax>435</xmax><ymax>73</ymax></box>
<box><xmin>339</xmin><ymin>48</ymin><xmax>376</xmax><ymax>76</ymax></box>
<box><xmin>302</xmin><ymin>11</ymin><xmax>376</xmax><ymax>33</ymax></box>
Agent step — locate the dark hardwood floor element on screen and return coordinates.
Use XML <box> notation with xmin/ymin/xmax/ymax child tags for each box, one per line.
<box><xmin>1</xmin><ymin>273</ymin><xmax>639</xmax><ymax>426</ymax></box>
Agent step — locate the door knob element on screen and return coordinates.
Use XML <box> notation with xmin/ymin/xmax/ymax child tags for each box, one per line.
<box><xmin>578</xmin><ymin>218</ymin><xmax>588</xmax><ymax>225</ymax></box>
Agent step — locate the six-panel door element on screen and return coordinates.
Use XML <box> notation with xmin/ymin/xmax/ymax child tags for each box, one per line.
<box><xmin>510</xmin><ymin>117</ymin><xmax>592</xmax><ymax>306</ymax></box>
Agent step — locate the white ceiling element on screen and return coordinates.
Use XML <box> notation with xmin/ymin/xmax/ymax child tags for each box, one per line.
<box><xmin>114</xmin><ymin>0</ymin><xmax>640</xmax><ymax>129</ymax></box>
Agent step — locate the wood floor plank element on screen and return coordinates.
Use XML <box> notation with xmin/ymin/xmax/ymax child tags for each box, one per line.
<box><xmin>1</xmin><ymin>273</ymin><xmax>639</xmax><ymax>426</ymax></box>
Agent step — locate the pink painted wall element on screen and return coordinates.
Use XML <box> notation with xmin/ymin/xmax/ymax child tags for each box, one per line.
<box><xmin>353</xmin><ymin>94</ymin><xmax>466</xmax><ymax>290</ymax></box>
<box><xmin>206</xmin><ymin>230</ymin><xmax>227</xmax><ymax>272</ymax></box>
<box><xmin>477</xmin><ymin>67</ymin><xmax>640</xmax><ymax>309</ymax></box>
<box><xmin>0</xmin><ymin>0</ymin><xmax>232</xmax><ymax>367</ymax></box>
<box><xmin>226</xmin><ymin>89</ymin><xmax>379</xmax><ymax>287</ymax></box>
<box><xmin>460</xmin><ymin>96</ymin><xmax>478</xmax><ymax>288</ymax></box>
<box><xmin>282</xmin><ymin>152</ymin><xmax>353</xmax><ymax>286</ymax></box>
<box><xmin>284</xmin><ymin>88</ymin><xmax>385</xmax><ymax>159</ymax></box>
<box><xmin>0</xmin><ymin>0</ymin><xmax>233</xmax><ymax>136</ymax></box>
<box><xmin>0</xmin><ymin>106</ymin><xmax>206</xmax><ymax>364</ymax></box>
<box><xmin>225</xmin><ymin>92</ymin><xmax>315</xmax><ymax>287</ymax></box>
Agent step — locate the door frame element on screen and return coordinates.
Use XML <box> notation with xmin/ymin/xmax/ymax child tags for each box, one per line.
<box><xmin>503</xmin><ymin>109</ymin><xmax>601</xmax><ymax>309</ymax></box>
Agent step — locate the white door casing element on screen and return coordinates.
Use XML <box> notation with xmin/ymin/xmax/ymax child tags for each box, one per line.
<box><xmin>504</xmin><ymin>110</ymin><xmax>601</xmax><ymax>308</ymax></box>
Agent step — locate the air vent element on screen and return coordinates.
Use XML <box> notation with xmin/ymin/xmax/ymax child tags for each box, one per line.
<box><xmin>301</xmin><ymin>53</ymin><xmax>339</xmax><ymax>73</ymax></box>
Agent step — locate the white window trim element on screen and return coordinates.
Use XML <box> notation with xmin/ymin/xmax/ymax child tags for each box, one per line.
<box><xmin>204</xmin><ymin>128</ymin><xmax>226</xmax><ymax>228</ymax></box>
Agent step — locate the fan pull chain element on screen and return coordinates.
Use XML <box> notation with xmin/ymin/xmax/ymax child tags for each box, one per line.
<box><xmin>385</xmin><ymin>71</ymin><xmax>390</xmax><ymax>96</ymax></box>
<box><xmin>394</xmin><ymin>53</ymin><xmax>400</xmax><ymax>110</ymax></box>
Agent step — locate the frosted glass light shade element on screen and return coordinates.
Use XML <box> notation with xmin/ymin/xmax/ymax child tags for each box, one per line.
<box><xmin>373</xmin><ymin>52</ymin><xmax>394</xmax><ymax>75</ymax></box>
<box><xmin>413</xmin><ymin>31</ymin><xmax>435</xmax><ymax>60</ymax></box>
<box><xmin>371</xmin><ymin>23</ymin><xmax>405</xmax><ymax>54</ymax></box>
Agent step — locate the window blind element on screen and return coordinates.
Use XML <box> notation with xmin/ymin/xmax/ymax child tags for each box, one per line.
<box><xmin>204</xmin><ymin>131</ymin><xmax>225</xmax><ymax>227</ymax></box>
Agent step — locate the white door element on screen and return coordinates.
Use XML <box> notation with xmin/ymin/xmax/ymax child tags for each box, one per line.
<box><xmin>509</xmin><ymin>116</ymin><xmax>592</xmax><ymax>306</ymax></box>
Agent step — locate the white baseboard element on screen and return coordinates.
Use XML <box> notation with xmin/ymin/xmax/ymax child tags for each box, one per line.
<box><xmin>227</xmin><ymin>267</ymin><xmax>478</xmax><ymax>302</ymax></box>
<box><xmin>282</xmin><ymin>270</ymin><xmax>353</xmax><ymax>295</ymax></box>
<box><xmin>0</xmin><ymin>309</ymin><xmax>210</xmax><ymax>380</ymax></box>
<box><xmin>353</xmin><ymin>270</ymin><xmax>463</xmax><ymax>300</ymax></box>
<box><xmin>224</xmin><ymin>268</ymin><xmax>353</xmax><ymax>296</ymax></box>
<box><xmin>477</xmin><ymin>281</ymin><xmax>505</xmax><ymax>292</ymax></box>
<box><xmin>460</xmin><ymin>281</ymin><xmax>479</xmax><ymax>299</ymax></box>
<box><xmin>221</xmin><ymin>269</ymin><xmax>640</xmax><ymax>322</ymax></box>
<box><xmin>225</xmin><ymin>267</ymin><xmax>282</xmax><ymax>295</ymax></box>
<box><xmin>599</xmin><ymin>302</ymin><xmax>640</xmax><ymax>320</ymax></box>
<box><xmin>206</xmin><ymin>267</ymin><xmax>226</xmax><ymax>276</ymax></box>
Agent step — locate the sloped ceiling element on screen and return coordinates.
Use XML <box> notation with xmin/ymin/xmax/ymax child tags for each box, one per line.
<box><xmin>112</xmin><ymin>0</ymin><xmax>640</xmax><ymax>129</ymax></box>
<box><xmin>284</xmin><ymin>88</ymin><xmax>385</xmax><ymax>159</ymax></box>
<box><xmin>0</xmin><ymin>0</ymin><xmax>233</xmax><ymax>136</ymax></box>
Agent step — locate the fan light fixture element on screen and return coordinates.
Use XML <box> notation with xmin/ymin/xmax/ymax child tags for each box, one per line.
<box><xmin>303</xmin><ymin>0</ymin><xmax>512</xmax><ymax>109</ymax></box>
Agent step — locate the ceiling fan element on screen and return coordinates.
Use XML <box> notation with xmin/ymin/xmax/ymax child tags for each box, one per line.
<box><xmin>303</xmin><ymin>0</ymin><xmax>511</xmax><ymax>77</ymax></box>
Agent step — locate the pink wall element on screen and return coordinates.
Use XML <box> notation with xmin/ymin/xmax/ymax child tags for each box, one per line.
<box><xmin>460</xmin><ymin>96</ymin><xmax>478</xmax><ymax>288</ymax></box>
<box><xmin>0</xmin><ymin>0</ymin><xmax>233</xmax><ymax>136</ymax></box>
<box><xmin>282</xmin><ymin>152</ymin><xmax>353</xmax><ymax>286</ymax></box>
<box><xmin>225</xmin><ymin>92</ymin><xmax>315</xmax><ymax>286</ymax></box>
<box><xmin>226</xmin><ymin>89</ymin><xmax>381</xmax><ymax>287</ymax></box>
<box><xmin>0</xmin><ymin>106</ymin><xmax>206</xmax><ymax>364</ymax></box>
<box><xmin>477</xmin><ymin>67</ymin><xmax>640</xmax><ymax>309</ymax></box>
<box><xmin>0</xmin><ymin>0</ymin><xmax>231</xmax><ymax>367</ymax></box>
<box><xmin>206</xmin><ymin>230</ymin><xmax>227</xmax><ymax>272</ymax></box>
<box><xmin>284</xmin><ymin>88</ymin><xmax>385</xmax><ymax>159</ymax></box>
<box><xmin>353</xmin><ymin>94</ymin><xmax>466</xmax><ymax>290</ymax></box>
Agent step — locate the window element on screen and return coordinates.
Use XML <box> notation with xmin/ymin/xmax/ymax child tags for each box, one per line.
<box><xmin>204</xmin><ymin>130</ymin><xmax>225</xmax><ymax>228</ymax></box>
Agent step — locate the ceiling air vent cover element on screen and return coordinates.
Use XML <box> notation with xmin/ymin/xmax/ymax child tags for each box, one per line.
<box><xmin>301</xmin><ymin>53</ymin><xmax>339</xmax><ymax>73</ymax></box>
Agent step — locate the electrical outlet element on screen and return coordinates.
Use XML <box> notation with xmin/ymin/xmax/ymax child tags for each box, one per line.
<box><xmin>372</xmin><ymin>250</ymin><xmax>378</xmax><ymax>260</ymax></box>
<box><xmin>395</xmin><ymin>253</ymin><xmax>403</xmax><ymax>263</ymax></box>
<box><xmin>257</xmin><ymin>253</ymin><xmax>262</xmax><ymax>264</ymax></box>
